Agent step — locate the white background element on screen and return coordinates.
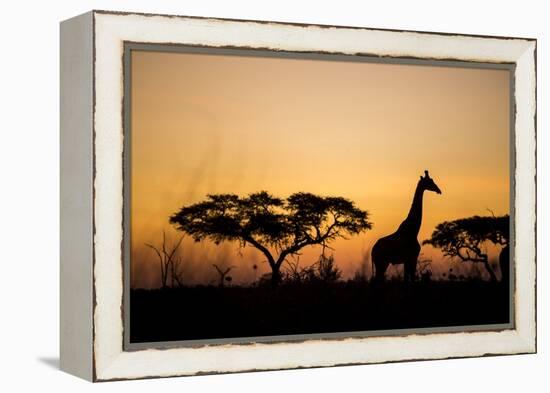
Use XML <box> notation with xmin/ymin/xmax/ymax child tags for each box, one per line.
<box><xmin>0</xmin><ymin>0</ymin><xmax>546</xmax><ymax>391</ymax></box>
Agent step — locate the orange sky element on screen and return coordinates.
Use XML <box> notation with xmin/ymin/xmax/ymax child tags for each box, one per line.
<box><xmin>130</xmin><ymin>49</ymin><xmax>510</xmax><ymax>288</ymax></box>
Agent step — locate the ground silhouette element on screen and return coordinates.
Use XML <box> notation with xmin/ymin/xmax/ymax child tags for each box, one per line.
<box><xmin>130</xmin><ymin>278</ymin><xmax>509</xmax><ymax>343</ymax></box>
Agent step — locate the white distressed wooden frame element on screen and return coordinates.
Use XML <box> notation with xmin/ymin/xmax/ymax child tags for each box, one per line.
<box><xmin>60</xmin><ymin>10</ymin><xmax>536</xmax><ymax>382</ymax></box>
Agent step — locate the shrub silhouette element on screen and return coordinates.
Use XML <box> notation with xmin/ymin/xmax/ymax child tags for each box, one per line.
<box><xmin>146</xmin><ymin>231</ymin><xmax>184</xmax><ymax>289</ymax></box>
<box><xmin>316</xmin><ymin>254</ymin><xmax>342</xmax><ymax>283</ymax></box>
<box><xmin>282</xmin><ymin>254</ymin><xmax>342</xmax><ymax>285</ymax></box>
<box><xmin>212</xmin><ymin>264</ymin><xmax>235</xmax><ymax>288</ymax></box>
<box><xmin>170</xmin><ymin>191</ymin><xmax>371</xmax><ymax>285</ymax></box>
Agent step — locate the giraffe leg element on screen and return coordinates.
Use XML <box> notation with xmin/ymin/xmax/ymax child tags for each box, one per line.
<box><xmin>374</xmin><ymin>259</ymin><xmax>389</xmax><ymax>282</ymax></box>
<box><xmin>404</xmin><ymin>258</ymin><xmax>418</xmax><ymax>282</ymax></box>
<box><xmin>404</xmin><ymin>246</ymin><xmax>420</xmax><ymax>282</ymax></box>
<box><xmin>410</xmin><ymin>259</ymin><xmax>418</xmax><ymax>281</ymax></box>
<box><xmin>404</xmin><ymin>261</ymin><xmax>411</xmax><ymax>282</ymax></box>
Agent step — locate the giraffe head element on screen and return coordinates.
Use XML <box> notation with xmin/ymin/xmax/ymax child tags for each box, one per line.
<box><xmin>420</xmin><ymin>170</ymin><xmax>442</xmax><ymax>194</ymax></box>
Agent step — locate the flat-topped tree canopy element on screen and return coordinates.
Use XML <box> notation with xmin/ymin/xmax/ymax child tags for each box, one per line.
<box><xmin>170</xmin><ymin>191</ymin><xmax>372</xmax><ymax>284</ymax></box>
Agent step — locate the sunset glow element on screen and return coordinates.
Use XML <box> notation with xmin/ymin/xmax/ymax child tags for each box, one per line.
<box><xmin>130</xmin><ymin>49</ymin><xmax>510</xmax><ymax>288</ymax></box>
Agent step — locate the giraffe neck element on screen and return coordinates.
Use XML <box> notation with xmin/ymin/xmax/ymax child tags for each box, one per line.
<box><xmin>398</xmin><ymin>181</ymin><xmax>424</xmax><ymax>236</ymax></box>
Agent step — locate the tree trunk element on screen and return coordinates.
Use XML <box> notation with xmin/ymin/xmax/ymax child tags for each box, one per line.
<box><xmin>161</xmin><ymin>264</ymin><xmax>167</xmax><ymax>289</ymax></box>
<box><xmin>483</xmin><ymin>259</ymin><xmax>497</xmax><ymax>282</ymax></box>
<box><xmin>270</xmin><ymin>266</ymin><xmax>282</xmax><ymax>286</ymax></box>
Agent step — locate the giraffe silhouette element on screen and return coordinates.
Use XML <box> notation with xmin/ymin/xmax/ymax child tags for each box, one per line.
<box><xmin>371</xmin><ymin>170</ymin><xmax>442</xmax><ymax>282</ymax></box>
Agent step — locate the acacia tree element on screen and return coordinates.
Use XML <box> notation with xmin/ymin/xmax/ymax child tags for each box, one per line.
<box><xmin>169</xmin><ymin>191</ymin><xmax>372</xmax><ymax>285</ymax></box>
<box><xmin>423</xmin><ymin>215</ymin><xmax>509</xmax><ymax>282</ymax></box>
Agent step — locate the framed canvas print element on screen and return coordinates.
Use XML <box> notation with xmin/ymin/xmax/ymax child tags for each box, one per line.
<box><xmin>60</xmin><ymin>10</ymin><xmax>537</xmax><ymax>382</ymax></box>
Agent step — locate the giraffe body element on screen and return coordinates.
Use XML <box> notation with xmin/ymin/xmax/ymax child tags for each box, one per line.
<box><xmin>372</xmin><ymin>234</ymin><xmax>421</xmax><ymax>282</ymax></box>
